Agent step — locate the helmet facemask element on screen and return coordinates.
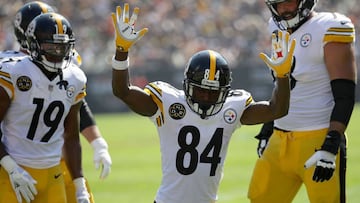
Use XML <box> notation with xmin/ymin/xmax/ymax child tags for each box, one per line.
<box><xmin>265</xmin><ymin>0</ymin><xmax>317</xmax><ymax>31</ymax></box>
<box><xmin>183</xmin><ymin>50</ymin><xmax>231</xmax><ymax>119</ymax></box>
<box><xmin>184</xmin><ymin>80</ymin><xmax>230</xmax><ymax>119</ymax></box>
<box><xmin>26</xmin><ymin>13</ymin><xmax>75</xmax><ymax>73</ymax></box>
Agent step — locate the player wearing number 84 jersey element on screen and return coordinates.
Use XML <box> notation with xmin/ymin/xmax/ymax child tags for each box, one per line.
<box><xmin>110</xmin><ymin>3</ymin><xmax>296</xmax><ymax>202</ymax></box>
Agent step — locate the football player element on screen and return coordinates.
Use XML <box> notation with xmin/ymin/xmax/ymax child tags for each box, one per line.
<box><xmin>0</xmin><ymin>2</ymin><xmax>112</xmax><ymax>203</ymax></box>
<box><xmin>0</xmin><ymin>12</ymin><xmax>89</xmax><ymax>203</ymax></box>
<box><xmin>109</xmin><ymin>3</ymin><xmax>295</xmax><ymax>203</ymax></box>
<box><xmin>249</xmin><ymin>0</ymin><xmax>356</xmax><ymax>202</ymax></box>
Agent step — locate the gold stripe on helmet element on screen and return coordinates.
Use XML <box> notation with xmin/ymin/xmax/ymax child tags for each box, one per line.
<box><xmin>38</xmin><ymin>2</ymin><xmax>51</xmax><ymax>13</ymax></box>
<box><xmin>208</xmin><ymin>50</ymin><xmax>216</xmax><ymax>80</ymax></box>
<box><xmin>53</xmin><ymin>13</ymin><xmax>64</xmax><ymax>34</ymax></box>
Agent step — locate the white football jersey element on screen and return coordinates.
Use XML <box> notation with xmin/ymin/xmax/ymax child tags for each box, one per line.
<box><xmin>268</xmin><ymin>12</ymin><xmax>355</xmax><ymax>131</ymax></box>
<box><xmin>0</xmin><ymin>50</ymin><xmax>27</xmax><ymax>60</ymax></box>
<box><xmin>0</xmin><ymin>57</ymin><xmax>86</xmax><ymax>168</ymax></box>
<box><xmin>144</xmin><ymin>81</ymin><xmax>252</xmax><ymax>203</ymax></box>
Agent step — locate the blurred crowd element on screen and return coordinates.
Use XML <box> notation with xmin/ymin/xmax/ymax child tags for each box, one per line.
<box><xmin>0</xmin><ymin>0</ymin><xmax>359</xmax><ymax>74</ymax></box>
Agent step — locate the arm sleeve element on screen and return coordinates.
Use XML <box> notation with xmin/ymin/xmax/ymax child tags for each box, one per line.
<box><xmin>79</xmin><ymin>99</ymin><xmax>96</xmax><ymax>132</ymax></box>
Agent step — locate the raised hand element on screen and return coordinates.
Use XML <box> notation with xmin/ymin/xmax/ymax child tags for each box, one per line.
<box><xmin>259</xmin><ymin>30</ymin><xmax>296</xmax><ymax>78</ymax></box>
<box><xmin>111</xmin><ymin>3</ymin><xmax>148</xmax><ymax>52</ymax></box>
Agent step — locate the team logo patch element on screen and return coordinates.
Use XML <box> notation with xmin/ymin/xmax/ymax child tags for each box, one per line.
<box><xmin>66</xmin><ymin>85</ymin><xmax>75</xmax><ymax>98</ymax></box>
<box><xmin>169</xmin><ymin>103</ymin><xmax>186</xmax><ymax>120</ymax></box>
<box><xmin>223</xmin><ymin>108</ymin><xmax>237</xmax><ymax>124</ymax></box>
<box><xmin>300</xmin><ymin>33</ymin><xmax>311</xmax><ymax>47</ymax></box>
<box><xmin>16</xmin><ymin>76</ymin><xmax>32</xmax><ymax>91</ymax></box>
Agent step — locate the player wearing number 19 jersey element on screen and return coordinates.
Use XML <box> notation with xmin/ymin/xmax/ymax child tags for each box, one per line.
<box><xmin>0</xmin><ymin>13</ymin><xmax>88</xmax><ymax>203</ymax></box>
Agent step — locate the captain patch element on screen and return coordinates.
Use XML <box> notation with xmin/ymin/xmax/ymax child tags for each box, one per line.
<box><xmin>169</xmin><ymin>103</ymin><xmax>186</xmax><ymax>120</ymax></box>
<box><xmin>16</xmin><ymin>76</ymin><xmax>32</xmax><ymax>91</ymax></box>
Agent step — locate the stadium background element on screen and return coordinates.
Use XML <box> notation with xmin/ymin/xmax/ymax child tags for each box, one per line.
<box><xmin>0</xmin><ymin>0</ymin><xmax>359</xmax><ymax>113</ymax></box>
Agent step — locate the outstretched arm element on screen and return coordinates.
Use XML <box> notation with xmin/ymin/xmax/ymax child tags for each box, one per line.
<box><xmin>241</xmin><ymin>30</ymin><xmax>295</xmax><ymax>125</ymax></box>
<box><xmin>110</xmin><ymin>4</ymin><xmax>157</xmax><ymax>116</ymax></box>
<box><xmin>79</xmin><ymin>100</ymin><xmax>112</xmax><ymax>179</ymax></box>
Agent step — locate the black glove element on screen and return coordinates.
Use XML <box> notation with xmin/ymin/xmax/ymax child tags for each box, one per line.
<box><xmin>255</xmin><ymin>121</ymin><xmax>273</xmax><ymax>157</ymax></box>
<box><xmin>304</xmin><ymin>130</ymin><xmax>341</xmax><ymax>182</ymax></box>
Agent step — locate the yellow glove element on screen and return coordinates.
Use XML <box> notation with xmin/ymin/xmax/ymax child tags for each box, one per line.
<box><xmin>259</xmin><ymin>30</ymin><xmax>296</xmax><ymax>78</ymax></box>
<box><xmin>111</xmin><ymin>3</ymin><xmax>148</xmax><ymax>51</ymax></box>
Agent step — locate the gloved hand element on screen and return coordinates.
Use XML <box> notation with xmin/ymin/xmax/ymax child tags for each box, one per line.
<box><xmin>0</xmin><ymin>155</ymin><xmax>37</xmax><ymax>203</ymax></box>
<box><xmin>255</xmin><ymin>134</ymin><xmax>269</xmax><ymax>158</ymax></box>
<box><xmin>73</xmin><ymin>177</ymin><xmax>90</xmax><ymax>203</ymax></box>
<box><xmin>111</xmin><ymin>3</ymin><xmax>148</xmax><ymax>51</ymax></box>
<box><xmin>304</xmin><ymin>131</ymin><xmax>341</xmax><ymax>182</ymax></box>
<box><xmin>304</xmin><ymin>150</ymin><xmax>336</xmax><ymax>182</ymax></box>
<box><xmin>259</xmin><ymin>30</ymin><xmax>296</xmax><ymax>78</ymax></box>
<box><xmin>91</xmin><ymin>137</ymin><xmax>112</xmax><ymax>179</ymax></box>
<box><xmin>254</xmin><ymin>121</ymin><xmax>273</xmax><ymax>157</ymax></box>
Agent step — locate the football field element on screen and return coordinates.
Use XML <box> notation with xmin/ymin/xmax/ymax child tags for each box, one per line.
<box><xmin>81</xmin><ymin>104</ymin><xmax>360</xmax><ymax>202</ymax></box>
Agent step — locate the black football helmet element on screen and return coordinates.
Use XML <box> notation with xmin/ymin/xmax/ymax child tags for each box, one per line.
<box><xmin>265</xmin><ymin>0</ymin><xmax>317</xmax><ymax>30</ymax></box>
<box><xmin>183</xmin><ymin>50</ymin><xmax>232</xmax><ymax>119</ymax></box>
<box><xmin>26</xmin><ymin>12</ymin><xmax>75</xmax><ymax>72</ymax></box>
<box><xmin>13</xmin><ymin>1</ymin><xmax>55</xmax><ymax>50</ymax></box>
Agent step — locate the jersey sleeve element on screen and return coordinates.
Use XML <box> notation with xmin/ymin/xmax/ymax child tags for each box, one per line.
<box><xmin>322</xmin><ymin>13</ymin><xmax>355</xmax><ymax>44</ymax></box>
<box><xmin>144</xmin><ymin>81</ymin><xmax>165</xmax><ymax>126</ymax></box>
<box><xmin>0</xmin><ymin>62</ymin><xmax>15</xmax><ymax>100</ymax></box>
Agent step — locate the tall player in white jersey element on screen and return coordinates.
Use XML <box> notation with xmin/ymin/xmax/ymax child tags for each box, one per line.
<box><xmin>0</xmin><ymin>13</ymin><xmax>90</xmax><ymax>203</ymax></box>
<box><xmin>109</xmin><ymin>3</ymin><xmax>295</xmax><ymax>203</ymax></box>
<box><xmin>249</xmin><ymin>0</ymin><xmax>356</xmax><ymax>203</ymax></box>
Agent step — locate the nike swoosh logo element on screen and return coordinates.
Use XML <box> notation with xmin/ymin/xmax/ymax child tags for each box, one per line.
<box><xmin>340</xmin><ymin>21</ymin><xmax>350</xmax><ymax>25</ymax></box>
<box><xmin>54</xmin><ymin>173</ymin><xmax>62</xmax><ymax>179</ymax></box>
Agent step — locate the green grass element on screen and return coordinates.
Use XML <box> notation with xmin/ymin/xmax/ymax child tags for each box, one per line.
<box><xmin>81</xmin><ymin>104</ymin><xmax>360</xmax><ymax>202</ymax></box>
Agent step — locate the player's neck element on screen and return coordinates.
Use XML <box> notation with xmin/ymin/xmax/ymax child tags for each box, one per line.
<box><xmin>34</xmin><ymin>61</ymin><xmax>58</xmax><ymax>81</ymax></box>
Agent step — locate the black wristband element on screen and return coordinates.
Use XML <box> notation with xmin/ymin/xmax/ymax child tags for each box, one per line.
<box><xmin>321</xmin><ymin>130</ymin><xmax>341</xmax><ymax>155</ymax></box>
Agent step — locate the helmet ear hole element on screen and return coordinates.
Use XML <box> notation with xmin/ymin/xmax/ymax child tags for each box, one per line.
<box><xmin>13</xmin><ymin>1</ymin><xmax>55</xmax><ymax>50</ymax></box>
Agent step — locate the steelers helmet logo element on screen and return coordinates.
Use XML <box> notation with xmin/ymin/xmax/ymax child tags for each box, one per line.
<box><xmin>66</xmin><ymin>85</ymin><xmax>75</xmax><ymax>98</ymax></box>
<box><xmin>223</xmin><ymin>108</ymin><xmax>237</xmax><ymax>124</ymax></box>
<box><xmin>169</xmin><ymin>103</ymin><xmax>186</xmax><ymax>120</ymax></box>
<box><xmin>300</xmin><ymin>33</ymin><xmax>311</xmax><ymax>47</ymax></box>
<box><xmin>16</xmin><ymin>76</ymin><xmax>32</xmax><ymax>91</ymax></box>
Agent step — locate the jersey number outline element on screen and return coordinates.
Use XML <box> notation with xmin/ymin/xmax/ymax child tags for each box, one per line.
<box><xmin>27</xmin><ymin>98</ymin><xmax>65</xmax><ymax>142</ymax></box>
<box><xmin>176</xmin><ymin>125</ymin><xmax>223</xmax><ymax>176</ymax></box>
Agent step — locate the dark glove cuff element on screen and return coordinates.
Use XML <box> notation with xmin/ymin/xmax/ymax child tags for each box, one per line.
<box><xmin>321</xmin><ymin>130</ymin><xmax>341</xmax><ymax>155</ymax></box>
<box><xmin>255</xmin><ymin>133</ymin><xmax>271</xmax><ymax>140</ymax></box>
<box><xmin>255</xmin><ymin>121</ymin><xmax>273</xmax><ymax>140</ymax></box>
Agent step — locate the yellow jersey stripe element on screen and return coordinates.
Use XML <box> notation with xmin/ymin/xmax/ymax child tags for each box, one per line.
<box><xmin>0</xmin><ymin>70</ymin><xmax>11</xmax><ymax>79</ymax></box>
<box><xmin>208</xmin><ymin>50</ymin><xmax>216</xmax><ymax>80</ymax></box>
<box><xmin>75</xmin><ymin>92</ymin><xmax>86</xmax><ymax>102</ymax></box>
<box><xmin>144</xmin><ymin>85</ymin><xmax>165</xmax><ymax>126</ymax></box>
<box><xmin>327</xmin><ymin>27</ymin><xmax>354</xmax><ymax>33</ymax></box>
<box><xmin>323</xmin><ymin>34</ymin><xmax>354</xmax><ymax>43</ymax></box>
<box><xmin>245</xmin><ymin>96</ymin><xmax>253</xmax><ymax>107</ymax></box>
<box><xmin>0</xmin><ymin>78</ymin><xmax>15</xmax><ymax>100</ymax></box>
